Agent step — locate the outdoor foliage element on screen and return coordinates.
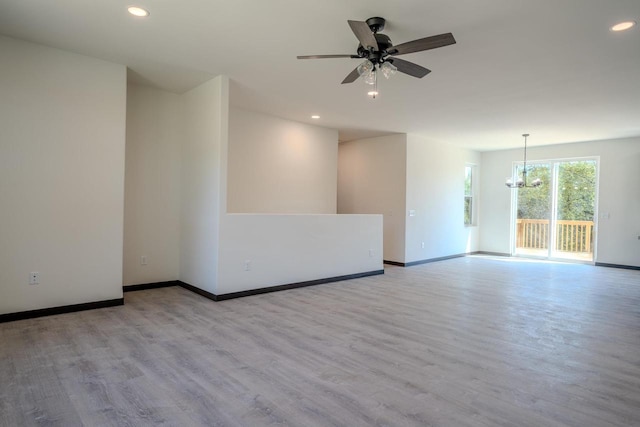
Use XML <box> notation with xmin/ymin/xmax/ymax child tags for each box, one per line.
<box><xmin>517</xmin><ymin>161</ymin><xmax>596</xmax><ymax>221</ymax></box>
<box><xmin>556</xmin><ymin>162</ymin><xmax>596</xmax><ymax>221</ymax></box>
<box><xmin>464</xmin><ymin>197</ymin><xmax>472</xmax><ymax>225</ymax></box>
<box><xmin>464</xmin><ymin>166</ymin><xmax>473</xmax><ymax>225</ymax></box>
<box><xmin>516</xmin><ymin>165</ymin><xmax>551</xmax><ymax>219</ymax></box>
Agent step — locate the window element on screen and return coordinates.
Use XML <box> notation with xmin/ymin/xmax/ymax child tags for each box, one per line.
<box><xmin>464</xmin><ymin>165</ymin><xmax>474</xmax><ymax>226</ymax></box>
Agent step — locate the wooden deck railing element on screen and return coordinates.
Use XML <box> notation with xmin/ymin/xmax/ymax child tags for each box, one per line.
<box><xmin>516</xmin><ymin>219</ymin><xmax>594</xmax><ymax>253</ymax></box>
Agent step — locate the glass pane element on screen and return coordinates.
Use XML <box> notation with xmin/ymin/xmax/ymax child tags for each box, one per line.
<box><xmin>515</xmin><ymin>163</ymin><xmax>551</xmax><ymax>257</ymax></box>
<box><xmin>464</xmin><ymin>166</ymin><xmax>472</xmax><ymax>196</ymax></box>
<box><xmin>464</xmin><ymin>197</ymin><xmax>472</xmax><ymax>225</ymax></box>
<box><xmin>552</xmin><ymin>160</ymin><xmax>596</xmax><ymax>261</ymax></box>
<box><xmin>464</xmin><ymin>165</ymin><xmax>473</xmax><ymax>225</ymax></box>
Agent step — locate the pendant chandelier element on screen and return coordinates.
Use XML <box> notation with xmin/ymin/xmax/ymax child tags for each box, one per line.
<box><xmin>505</xmin><ymin>133</ymin><xmax>542</xmax><ymax>188</ymax></box>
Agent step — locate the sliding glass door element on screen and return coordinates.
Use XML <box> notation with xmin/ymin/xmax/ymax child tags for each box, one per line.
<box><xmin>514</xmin><ymin>163</ymin><xmax>551</xmax><ymax>258</ymax></box>
<box><xmin>513</xmin><ymin>158</ymin><xmax>597</xmax><ymax>263</ymax></box>
<box><xmin>551</xmin><ymin>160</ymin><xmax>597</xmax><ymax>261</ymax></box>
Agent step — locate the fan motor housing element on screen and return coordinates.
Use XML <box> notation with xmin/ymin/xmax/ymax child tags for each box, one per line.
<box><xmin>357</xmin><ymin>33</ymin><xmax>393</xmax><ymax>59</ymax></box>
<box><xmin>366</xmin><ymin>17</ymin><xmax>386</xmax><ymax>33</ymax></box>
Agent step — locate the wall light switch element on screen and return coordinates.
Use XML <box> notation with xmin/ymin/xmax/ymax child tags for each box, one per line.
<box><xmin>244</xmin><ymin>260</ymin><xmax>251</xmax><ymax>271</ymax></box>
<box><xmin>141</xmin><ymin>256</ymin><xmax>147</xmax><ymax>265</ymax></box>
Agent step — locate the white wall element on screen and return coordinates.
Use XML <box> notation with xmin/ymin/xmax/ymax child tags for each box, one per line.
<box><xmin>405</xmin><ymin>135</ymin><xmax>481</xmax><ymax>263</ymax></box>
<box><xmin>227</xmin><ymin>108</ymin><xmax>338</xmax><ymax>214</ymax></box>
<box><xmin>123</xmin><ymin>84</ymin><xmax>182</xmax><ymax>285</ymax></box>
<box><xmin>220</xmin><ymin>109</ymin><xmax>382</xmax><ymax>295</ymax></box>
<box><xmin>218</xmin><ymin>214</ymin><xmax>383</xmax><ymax>295</ymax></box>
<box><xmin>0</xmin><ymin>36</ymin><xmax>126</xmax><ymax>314</ymax></box>
<box><xmin>480</xmin><ymin>137</ymin><xmax>640</xmax><ymax>267</ymax></box>
<box><xmin>180</xmin><ymin>76</ymin><xmax>229</xmax><ymax>294</ymax></box>
<box><xmin>124</xmin><ymin>80</ymin><xmax>375</xmax><ymax>298</ymax></box>
<box><xmin>338</xmin><ymin>135</ymin><xmax>407</xmax><ymax>263</ymax></box>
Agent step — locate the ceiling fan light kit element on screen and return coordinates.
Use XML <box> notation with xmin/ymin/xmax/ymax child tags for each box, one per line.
<box><xmin>380</xmin><ymin>62</ymin><xmax>398</xmax><ymax>79</ymax></box>
<box><xmin>357</xmin><ymin>60</ymin><xmax>374</xmax><ymax>77</ymax></box>
<box><xmin>297</xmin><ymin>17</ymin><xmax>456</xmax><ymax>98</ymax></box>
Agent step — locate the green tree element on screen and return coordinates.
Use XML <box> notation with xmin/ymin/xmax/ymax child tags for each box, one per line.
<box><xmin>516</xmin><ymin>161</ymin><xmax>596</xmax><ymax>220</ymax></box>
<box><xmin>556</xmin><ymin>162</ymin><xmax>596</xmax><ymax>221</ymax></box>
<box><xmin>516</xmin><ymin>165</ymin><xmax>551</xmax><ymax>219</ymax></box>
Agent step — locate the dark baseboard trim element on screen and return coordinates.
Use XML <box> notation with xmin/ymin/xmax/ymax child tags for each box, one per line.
<box><xmin>404</xmin><ymin>253</ymin><xmax>467</xmax><ymax>267</ymax></box>
<box><xmin>216</xmin><ymin>270</ymin><xmax>385</xmax><ymax>301</ymax></box>
<box><xmin>177</xmin><ymin>280</ymin><xmax>219</xmax><ymax>301</ymax></box>
<box><xmin>385</xmin><ymin>253</ymin><xmax>467</xmax><ymax>267</ymax></box>
<box><xmin>123</xmin><ymin>281</ymin><xmax>180</xmax><ymax>292</ymax></box>
<box><xmin>385</xmin><ymin>251</ymin><xmax>512</xmax><ymax>267</ymax></box>
<box><xmin>595</xmin><ymin>262</ymin><xmax>640</xmax><ymax>271</ymax></box>
<box><xmin>0</xmin><ymin>298</ymin><xmax>124</xmax><ymax>324</ymax></box>
<box><xmin>471</xmin><ymin>251</ymin><xmax>512</xmax><ymax>257</ymax></box>
<box><xmin>178</xmin><ymin>270</ymin><xmax>385</xmax><ymax>302</ymax></box>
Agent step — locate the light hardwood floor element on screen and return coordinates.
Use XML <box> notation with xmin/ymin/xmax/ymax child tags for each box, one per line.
<box><xmin>1</xmin><ymin>256</ymin><xmax>639</xmax><ymax>426</ymax></box>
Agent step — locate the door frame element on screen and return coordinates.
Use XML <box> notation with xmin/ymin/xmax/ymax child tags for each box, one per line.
<box><xmin>509</xmin><ymin>156</ymin><xmax>600</xmax><ymax>264</ymax></box>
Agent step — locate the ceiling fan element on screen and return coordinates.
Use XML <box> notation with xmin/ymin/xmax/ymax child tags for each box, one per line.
<box><xmin>297</xmin><ymin>17</ymin><xmax>456</xmax><ymax>84</ymax></box>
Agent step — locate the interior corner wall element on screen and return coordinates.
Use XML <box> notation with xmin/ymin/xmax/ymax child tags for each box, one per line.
<box><xmin>338</xmin><ymin>134</ymin><xmax>407</xmax><ymax>263</ymax></box>
<box><xmin>0</xmin><ymin>36</ymin><xmax>126</xmax><ymax>314</ymax></box>
<box><xmin>405</xmin><ymin>135</ymin><xmax>481</xmax><ymax>263</ymax></box>
<box><xmin>123</xmin><ymin>84</ymin><xmax>182</xmax><ymax>286</ymax></box>
<box><xmin>179</xmin><ymin>76</ymin><xmax>229</xmax><ymax>294</ymax></box>
<box><xmin>479</xmin><ymin>136</ymin><xmax>640</xmax><ymax>267</ymax></box>
<box><xmin>227</xmin><ymin>108</ymin><xmax>338</xmax><ymax>214</ymax></box>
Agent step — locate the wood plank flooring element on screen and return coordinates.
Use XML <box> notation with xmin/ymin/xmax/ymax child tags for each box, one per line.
<box><xmin>1</xmin><ymin>256</ymin><xmax>639</xmax><ymax>426</ymax></box>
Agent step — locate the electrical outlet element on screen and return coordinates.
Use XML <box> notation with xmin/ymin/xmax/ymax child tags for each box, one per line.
<box><xmin>421</xmin><ymin>242</ymin><xmax>425</xmax><ymax>249</ymax></box>
<box><xmin>29</xmin><ymin>272</ymin><xmax>39</xmax><ymax>285</ymax></box>
<box><xmin>244</xmin><ymin>260</ymin><xmax>251</xmax><ymax>271</ymax></box>
<box><xmin>369</xmin><ymin>249</ymin><xmax>374</xmax><ymax>258</ymax></box>
<box><xmin>141</xmin><ymin>256</ymin><xmax>147</xmax><ymax>265</ymax></box>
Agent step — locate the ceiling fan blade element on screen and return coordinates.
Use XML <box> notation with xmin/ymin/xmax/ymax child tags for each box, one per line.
<box><xmin>297</xmin><ymin>54</ymin><xmax>360</xmax><ymax>59</ymax></box>
<box><xmin>348</xmin><ymin>20</ymin><xmax>379</xmax><ymax>51</ymax></box>
<box><xmin>341</xmin><ymin>67</ymin><xmax>361</xmax><ymax>84</ymax></box>
<box><xmin>389</xmin><ymin>58</ymin><xmax>431</xmax><ymax>78</ymax></box>
<box><xmin>387</xmin><ymin>33</ymin><xmax>456</xmax><ymax>56</ymax></box>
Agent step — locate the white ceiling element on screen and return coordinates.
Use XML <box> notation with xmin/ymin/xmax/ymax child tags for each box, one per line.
<box><xmin>1</xmin><ymin>0</ymin><xmax>638</xmax><ymax>150</ymax></box>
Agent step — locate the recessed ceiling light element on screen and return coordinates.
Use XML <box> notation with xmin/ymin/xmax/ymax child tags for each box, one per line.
<box><xmin>128</xmin><ymin>6</ymin><xmax>149</xmax><ymax>17</ymax></box>
<box><xmin>610</xmin><ymin>21</ymin><xmax>636</xmax><ymax>32</ymax></box>
<box><xmin>311</xmin><ymin>115</ymin><xmax>320</xmax><ymax>119</ymax></box>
